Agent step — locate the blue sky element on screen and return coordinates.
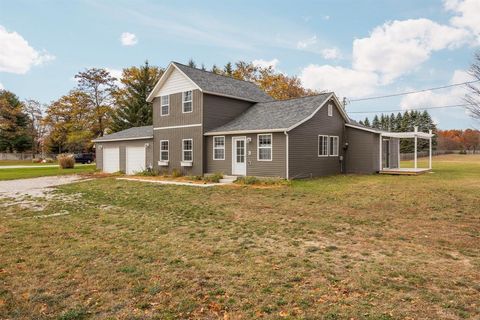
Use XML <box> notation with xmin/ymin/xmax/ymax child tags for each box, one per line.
<box><xmin>1</xmin><ymin>0</ymin><xmax>479</xmax><ymax>129</ymax></box>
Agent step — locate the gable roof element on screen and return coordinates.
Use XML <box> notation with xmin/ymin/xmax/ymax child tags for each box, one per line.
<box><xmin>92</xmin><ymin>125</ymin><xmax>153</xmax><ymax>142</ymax></box>
<box><xmin>146</xmin><ymin>62</ymin><xmax>273</xmax><ymax>103</ymax></box>
<box><xmin>205</xmin><ymin>93</ymin><xmax>348</xmax><ymax>135</ymax></box>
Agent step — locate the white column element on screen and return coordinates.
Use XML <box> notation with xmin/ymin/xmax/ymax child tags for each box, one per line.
<box><xmin>414</xmin><ymin>126</ymin><xmax>418</xmax><ymax>169</ymax></box>
<box><xmin>429</xmin><ymin>129</ymin><xmax>432</xmax><ymax>170</ymax></box>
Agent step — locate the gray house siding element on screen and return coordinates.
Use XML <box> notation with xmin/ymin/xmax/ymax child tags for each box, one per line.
<box><xmin>202</xmin><ymin>94</ymin><xmax>253</xmax><ymax>132</ymax></box>
<box><xmin>205</xmin><ymin>132</ymin><xmax>286</xmax><ymax>178</ymax></box>
<box><xmin>152</xmin><ymin>89</ymin><xmax>203</xmax><ymax>128</ymax></box>
<box><xmin>288</xmin><ymin>100</ymin><xmax>345</xmax><ymax>179</ymax></box>
<box><xmin>95</xmin><ymin>139</ymin><xmax>153</xmax><ymax>173</ymax></box>
<box><xmin>153</xmin><ymin>126</ymin><xmax>203</xmax><ymax>176</ymax></box>
<box><xmin>345</xmin><ymin>127</ymin><xmax>380</xmax><ymax>174</ymax></box>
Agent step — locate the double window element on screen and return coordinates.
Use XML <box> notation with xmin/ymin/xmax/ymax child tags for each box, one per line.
<box><xmin>160</xmin><ymin>95</ymin><xmax>169</xmax><ymax>116</ymax></box>
<box><xmin>183</xmin><ymin>90</ymin><xmax>193</xmax><ymax>113</ymax></box>
<box><xmin>182</xmin><ymin>139</ymin><xmax>193</xmax><ymax>162</ymax></box>
<box><xmin>160</xmin><ymin>140</ymin><xmax>169</xmax><ymax>161</ymax></box>
<box><xmin>318</xmin><ymin>135</ymin><xmax>339</xmax><ymax>157</ymax></box>
<box><xmin>213</xmin><ymin>136</ymin><xmax>225</xmax><ymax>160</ymax></box>
<box><xmin>258</xmin><ymin>134</ymin><xmax>272</xmax><ymax>161</ymax></box>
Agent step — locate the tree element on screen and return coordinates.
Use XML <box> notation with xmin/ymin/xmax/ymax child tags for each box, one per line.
<box><xmin>363</xmin><ymin>117</ymin><xmax>371</xmax><ymax>127</ymax></box>
<box><xmin>211</xmin><ymin>64</ymin><xmax>222</xmax><ymax>74</ymax></box>
<box><xmin>462</xmin><ymin>129</ymin><xmax>480</xmax><ymax>153</ymax></box>
<box><xmin>44</xmin><ymin>90</ymin><xmax>94</xmax><ymax>153</ymax></box>
<box><xmin>465</xmin><ymin>51</ymin><xmax>480</xmax><ymax>121</ymax></box>
<box><xmin>0</xmin><ymin>90</ymin><xmax>32</xmax><ymax>152</ymax></box>
<box><xmin>224</xmin><ymin>62</ymin><xmax>233</xmax><ymax>76</ymax></box>
<box><xmin>372</xmin><ymin>115</ymin><xmax>380</xmax><ymax>129</ymax></box>
<box><xmin>75</xmin><ymin>68</ymin><xmax>117</xmax><ymax>137</ymax></box>
<box><xmin>111</xmin><ymin>61</ymin><xmax>164</xmax><ymax>132</ymax></box>
<box><xmin>188</xmin><ymin>58</ymin><xmax>197</xmax><ymax>68</ymax></box>
<box><xmin>24</xmin><ymin>99</ymin><xmax>47</xmax><ymax>155</ymax></box>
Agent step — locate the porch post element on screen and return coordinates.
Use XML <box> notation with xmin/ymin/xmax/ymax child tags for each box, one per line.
<box><xmin>429</xmin><ymin>129</ymin><xmax>432</xmax><ymax>170</ymax></box>
<box><xmin>414</xmin><ymin>126</ymin><xmax>418</xmax><ymax>169</ymax></box>
<box><xmin>379</xmin><ymin>134</ymin><xmax>382</xmax><ymax>171</ymax></box>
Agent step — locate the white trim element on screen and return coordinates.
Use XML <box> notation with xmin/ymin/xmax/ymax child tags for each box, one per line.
<box><xmin>345</xmin><ymin>123</ymin><xmax>381</xmax><ymax>134</ymax></box>
<box><xmin>257</xmin><ymin>133</ymin><xmax>273</xmax><ymax>161</ymax></box>
<box><xmin>93</xmin><ymin>136</ymin><xmax>153</xmax><ymax>143</ymax></box>
<box><xmin>329</xmin><ymin>136</ymin><xmax>339</xmax><ymax>156</ymax></box>
<box><xmin>154</xmin><ymin>123</ymin><xmax>202</xmax><ymax>130</ymax></box>
<box><xmin>182</xmin><ymin>90</ymin><xmax>193</xmax><ymax>113</ymax></box>
<box><xmin>205</xmin><ymin>128</ymin><xmax>286</xmax><ymax>136</ymax></box>
<box><xmin>231</xmin><ymin>136</ymin><xmax>247</xmax><ymax>176</ymax></box>
<box><xmin>379</xmin><ymin>134</ymin><xmax>383</xmax><ymax>171</ymax></box>
<box><xmin>398</xmin><ymin>140</ymin><xmax>401</xmax><ymax>169</ymax></box>
<box><xmin>284</xmin><ymin>131</ymin><xmax>289</xmax><ymax>179</ymax></box>
<box><xmin>429</xmin><ymin>129</ymin><xmax>432</xmax><ymax>170</ymax></box>
<box><xmin>213</xmin><ymin>136</ymin><xmax>225</xmax><ymax>160</ymax></box>
<box><xmin>160</xmin><ymin>95</ymin><xmax>169</xmax><ymax>116</ymax></box>
<box><xmin>328</xmin><ymin>104</ymin><xmax>333</xmax><ymax>117</ymax></box>
<box><xmin>182</xmin><ymin>138</ymin><xmax>193</xmax><ymax>162</ymax></box>
<box><xmin>160</xmin><ymin>140</ymin><xmax>169</xmax><ymax>161</ymax></box>
<box><xmin>318</xmin><ymin>135</ymin><xmax>329</xmax><ymax>157</ymax></box>
<box><xmin>146</xmin><ymin>63</ymin><xmax>202</xmax><ymax>102</ymax></box>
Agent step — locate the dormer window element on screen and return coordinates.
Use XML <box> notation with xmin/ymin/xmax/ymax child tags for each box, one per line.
<box><xmin>183</xmin><ymin>90</ymin><xmax>193</xmax><ymax>113</ymax></box>
<box><xmin>160</xmin><ymin>95</ymin><xmax>169</xmax><ymax>116</ymax></box>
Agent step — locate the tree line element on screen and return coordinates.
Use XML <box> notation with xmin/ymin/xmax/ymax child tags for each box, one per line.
<box><xmin>358</xmin><ymin>110</ymin><xmax>437</xmax><ymax>152</ymax></box>
<box><xmin>437</xmin><ymin>129</ymin><xmax>479</xmax><ymax>153</ymax></box>
<box><xmin>0</xmin><ymin>59</ymin><xmax>317</xmax><ymax>155</ymax></box>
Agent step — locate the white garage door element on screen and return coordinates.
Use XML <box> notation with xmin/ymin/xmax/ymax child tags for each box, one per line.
<box><xmin>103</xmin><ymin>147</ymin><xmax>120</xmax><ymax>173</ymax></box>
<box><xmin>126</xmin><ymin>146</ymin><xmax>146</xmax><ymax>175</ymax></box>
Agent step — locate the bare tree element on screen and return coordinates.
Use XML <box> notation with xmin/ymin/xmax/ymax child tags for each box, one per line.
<box><xmin>24</xmin><ymin>99</ymin><xmax>47</xmax><ymax>156</ymax></box>
<box><xmin>466</xmin><ymin>51</ymin><xmax>480</xmax><ymax>121</ymax></box>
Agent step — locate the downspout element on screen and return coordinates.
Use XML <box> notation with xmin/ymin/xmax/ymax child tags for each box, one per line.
<box><xmin>284</xmin><ymin>131</ymin><xmax>289</xmax><ymax>179</ymax></box>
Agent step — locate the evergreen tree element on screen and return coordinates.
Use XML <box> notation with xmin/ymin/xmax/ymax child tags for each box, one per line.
<box><xmin>363</xmin><ymin>117</ymin><xmax>371</xmax><ymax>127</ymax></box>
<box><xmin>395</xmin><ymin>112</ymin><xmax>403</xmax><ymax>132</ymax></box>
<box><xmin>389</xmin><ymin>113</ymin><xmax>395</xmax><ymax>131</ymax></box>
<box><xmin>211</xmin><ymin>64</ymin><xmax>222</xmax><ymax>74</ymax></box>
<box><xmin>372</xmin><ymin>115</ymin><xmax>380</xmax><ymax>128</ymax></box>
<box><xmin>201</xmin><ymin>63</ymin><xmax>206</xmax><ymax>71</ymax></box>
<box><xmin>359</xmin><ymin>120</ymin><xmax>364</xmax><ymax>125</ymax></box>
<box><xmin>188</xmin><ymin>59</ymin><xmax>196</xmax><ymax>68</ymax></box>
<box><xmin>224</xmin><ymin>62</ymin><xmax>233</xmax><ymax>76</ymax></box>
<box><xmin>0</xmin><ymin>90</ymin><xmax>32</xmax><ymax>152</ymax></box>
<box><xmin>111</xmin><ymin>61</ymin><xmax>164</xmax><ymax>132</ymax></box>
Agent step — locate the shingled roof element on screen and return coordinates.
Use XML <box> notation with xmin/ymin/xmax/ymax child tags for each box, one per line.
<box><xmin>205</xmin><ymin>93</ymin><xmax>342</xmax><ymax>135</ymax></box>
<box><xmin>92</xmin><ymin>126</ymin><xmax>153</xmax><ymax>142</ymax></box>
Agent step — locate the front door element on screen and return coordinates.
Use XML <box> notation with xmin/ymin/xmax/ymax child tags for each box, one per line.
<box><xmin>382</xmin><ymin>139</ymin><xmax>390</xmax><ymax>169</ymax></box>
<box><xmin>232</xmin><ymin>136</ymin><xmax>246</xmax><ymax>176</ymax></box>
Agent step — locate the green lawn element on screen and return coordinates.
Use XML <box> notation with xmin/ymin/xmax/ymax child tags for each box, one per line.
<box><xmin>0</xmin><ymin>159</ymin><xmax>58</xmax><ymax>166</ymax></box>
<box><xmin>0</xmin><ymin>155</ymin><xmax>479</xmax><ymax>319</ymax></box>
<box><xmin>0</xmin><ymin>165</ymin><xmax>96</xmax><ymax>180</ymax></box>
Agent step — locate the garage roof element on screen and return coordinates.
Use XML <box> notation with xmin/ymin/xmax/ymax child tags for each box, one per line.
<box><xmin>92</xmin><ymin>126</ymin><xmax>153</xmax><ymax>142</ymax></box>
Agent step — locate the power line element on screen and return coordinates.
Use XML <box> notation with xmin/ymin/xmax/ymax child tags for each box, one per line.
<box><xmin>349</xmin><ymin>80</ymin><xmax>480</xmax><ymax>102</ymax></box>
<box><xmin>348</xmin><ymin>103</ymin><xmax>469</xmax><ymax>114</ymax></box>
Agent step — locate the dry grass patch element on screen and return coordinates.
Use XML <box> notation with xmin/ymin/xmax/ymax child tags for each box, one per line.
<box><xmin>0</xmin><ymin>154</ymin><xmax>479</xmax><ymax>319</ymax></box>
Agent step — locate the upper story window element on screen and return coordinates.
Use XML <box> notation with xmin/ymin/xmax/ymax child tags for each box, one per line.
<box><xmin>329</xmin><ymin>136</ymin><xmax>339</xmax><ymax>156</ymax></box>
<box><xmin>183</xmin><ymin>90</ymin><xmax>193</xmax><ymax>113</ymax></box>
<box><xmin>182</xmin><ymin>139</ymin><xmax>193</xmax><ymax>162</ymax></box>
<box><xmin>258</xmin><ymin>134</ymin><xmax>272</xmax><ymax>161</ymax></box>
<box><xmin>160</xmin><ymin>140</ymin><xmax>169</xmax><ymax>161</ymax></box>
<box><xmin>328</xmin><ymin>104</ymin><xmax>333</xmax><ymax>117</ymax></box>
<box><xmin>160</xmin><ymin>95</ymin><xmax>169</xmax><ymax>116</ymax></box>
<box><xmin>318</xmin><ymin>135</ymin><xmax>329</xmax><ymax>157</ymax></box>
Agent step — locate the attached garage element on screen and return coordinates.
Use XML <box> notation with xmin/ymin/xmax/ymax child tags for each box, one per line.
<box><xmin>126</xmin><ymin>146</ymin><xmax>146</xmax><ymax>174</ymax></box>
<box><xmin>103</xmin><ymin>147</ymin><xmax>120</xmax><ymax>173</ymax></box>
<box><xmin>93</xmin><ymin>126</ymin><xmax>153</xmax><ymax>174</ymax></box>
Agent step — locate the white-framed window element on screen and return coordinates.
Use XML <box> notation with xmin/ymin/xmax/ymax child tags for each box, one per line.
<box><xmin>213</xmin><ymin>136</ymin><xmax>225</xmax><ymax>160</ymax></box>
<box><xmin>160</xmin><ymin>140</ymin><xmax>169</xmax><ymax>161</ymax></box>
<box><xmin>257</xmin><ymin>134</ymin><xmax>272</xmax><ymax>161</ymax></box>
<box><xmin>160</xmin><ymin>95</ymin><xmax>169</xmax><ymax>116</ymax></box>
<box><xmin>318</xmin><ymin>135</ymin><xmax>329</xmax><ymax>157</ymax></box>
<box><xmin>182</xmin><ymin>90</ymin><xmax>193</xmax><ymax>113</ymax></box>
<box><xmin>329</xmin><ymin>136</ymin><xmax>339</xmax><ymax>156</ymax></box>
<box><xmin>328</xmin><ymin>104</ymin><xmax>333</xmax><ymax>117</ymax></box>
<box><xmin>182</xmin><ymin>139</ymin><xmax>193</xmax><ymax>162</ymax></box>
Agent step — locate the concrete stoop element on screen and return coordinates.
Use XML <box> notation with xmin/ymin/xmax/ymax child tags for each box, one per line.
<box><xmin>219</xmin><ymin>175</ymin><xmax>238</xmax><ymax>184</ymax></box>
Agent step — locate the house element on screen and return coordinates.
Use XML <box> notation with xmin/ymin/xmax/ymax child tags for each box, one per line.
<box><xmin>93</xmin><ymin>62</ymin><xmax>433</xmax><ymax>178</ymax></box>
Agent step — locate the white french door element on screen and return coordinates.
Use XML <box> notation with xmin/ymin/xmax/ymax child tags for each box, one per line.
<box><xmin>232</xmin><ymin>136</ymin><xmax>246</xmax><ymax>176</ymax></box>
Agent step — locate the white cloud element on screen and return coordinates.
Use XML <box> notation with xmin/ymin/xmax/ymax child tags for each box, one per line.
<box><xmin>321</xmin><ymin>47</ymin><xmax>341</xmax><ymax>60</ymax></box>
<box><xmin>353</xmin><ymin>19</ymin><xmax>470</xmax><ymax>84</ymax></box>
<box><xmin>0</xmin><ymin>25</ymin><xmax>55</xmax><ymax>74</ymax></box>
<box><xmin>296</xmin><ymin>35</ymin><xmax>317</xmax><ymax>49</ymax></box>
<box><xmin>120</xmin><ymin>32</ymin><xmax>138</xmax><ymax>46</ymax></box>
<box><xmin>300</xmin><ymin>64</ymin><xmax>378</xmax><ymax>98</ymax></box>
<box><xmin>445</xmin><ymin>0</ymin><xmax>480</xmax><ymax>43</ymax></box>
<box><xmin>252</xmin><ymin>58</ymin><xmax>279</xmax><ymax>70</ymax></box>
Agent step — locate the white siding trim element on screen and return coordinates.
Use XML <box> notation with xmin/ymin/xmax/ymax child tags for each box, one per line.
<box><xmin>93</xmin><ymin>136</ymin><xmax>153</xmax><ymax>143</ymax></box>
<box><xmin>154</xmin><ymin>123</ymin><xmax>202</xmax><ymax>130</ymax></box>
<box><xmin>205</xmin><ymin>128</ymin><xmax>286</xmax><ymax>136</ymax></box>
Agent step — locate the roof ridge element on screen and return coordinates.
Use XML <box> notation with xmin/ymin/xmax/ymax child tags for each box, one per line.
<box><xmin>172</xmin><ymin>61</ymin><xmax>262</xmax><ymax>86</ymax></box>
<box><xmin>256</xmin><ymin>92</ymin><xmax>333</xmax><ymax>104</ymax></box>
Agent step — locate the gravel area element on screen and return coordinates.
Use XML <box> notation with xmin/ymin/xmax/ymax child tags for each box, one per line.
<box><xmin>0</xmin><ymin>175</ymin><xmax>83</xmax><ymax>198</ymax></box>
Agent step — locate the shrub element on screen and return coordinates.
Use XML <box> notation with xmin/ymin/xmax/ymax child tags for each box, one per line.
<box><xmin>203</xmin><ymin>172</ymin><xmax>223</xmax><ymax>183</ymax></box>
<box><xmin>172</xmin><ymin>168</ymin><xmax>183</xmax><ymax>177</ymax></box>
<box><xmin>138</xmin><ymin>168</ymin><xmax>159</xmax><ymax>176</ymax></box>
<box><xmin>57</xmin><ymin>154</ymin><xmax>75</xmax><ymax>169</ymax></box>
<box><xmin>236</xmin><ymin>176</ymin><xmax>260</xmax><ymax>185</ymax></box>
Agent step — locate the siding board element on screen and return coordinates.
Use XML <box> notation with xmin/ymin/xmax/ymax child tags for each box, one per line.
<box><xmin>345</xmin><ymin>127</ymin><xmax>380</xmax><ymax>173</ymax></box>
<box><xmin>202</xmin><ymin>94</ymin><xmax>253</xmax><ymax>132</ymax></box>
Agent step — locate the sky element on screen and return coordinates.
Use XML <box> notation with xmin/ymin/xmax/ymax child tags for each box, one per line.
<box><xmin>1</xmin><ymin>0</ymin><xmax>479</xmax><ymax>129</ymax></box>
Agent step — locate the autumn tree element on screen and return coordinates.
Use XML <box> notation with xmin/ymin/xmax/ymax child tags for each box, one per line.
<box><xmin>75</xmin><ymin>68</ymin><xmax>117</xmax><ymax>137</ymax></box>
<box><xmin>466</xmin><ymin>51</ymin><xmax>480</xmax><ymax>121</ymax></box>
<box><xmin>24</xmin><ymin>99</ymin><xmax>47</xmax><ymax>155</ymax></box>
<box><xmin>462</xmin><ymin>129</ymin><xmax>480</xmax><ymax>153</ymax></box>
<box><xmin>111</xmin><ymin>61</ymin><xmax>164</xmax><ymax>132</ymax></box>
<box><xmin>0</xmin><ymin>90</ymin><xmax>32</xmax><ymax>152</ymax></box>
<box><xmin>44</xmin><ymin>91</ymin><xmax>94</xmax><ymax>153</ymax></box>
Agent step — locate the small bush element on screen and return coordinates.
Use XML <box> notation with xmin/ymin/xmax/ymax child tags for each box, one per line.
<box><xmin>138</xmin><ymin>168</ymin><xmax>159</xmax><ymax>176</ymax></box>
<box><xmin>172</xmin><ymin>168</ymin><xmax>183</xmax><ymax>177</ymax></box>
<box><xmin>57</xmin><ymin>154</ymin><xmax>75</xmax><ymax>169</ymax></box>
<box><xmin>236</xmin><ymin>176</ymin><xmax>260</xmax><ymax>185</ymax></box>
<box><xmin>203</xmin><ymin>172</ymin><xmax>223</xmax><ymax>183</ymax></box>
